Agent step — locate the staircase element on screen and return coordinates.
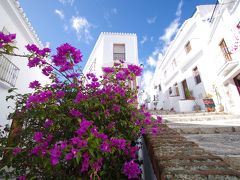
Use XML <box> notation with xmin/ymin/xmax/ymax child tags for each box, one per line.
<box><xmin>158</xmin><ymin>112</ymin><xmax>240</xmax><ymax>171</ymax></box>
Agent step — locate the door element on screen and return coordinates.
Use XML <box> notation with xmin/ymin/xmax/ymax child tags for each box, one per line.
<box><xmin>233</xmin><ymin>73</ymin><xmax>240</xmax><ymax>95</ymax></box>
<box><xmin>182</xmin><ymin>79</ymin><xmax>189</xmax><ymax>99</ymax></box>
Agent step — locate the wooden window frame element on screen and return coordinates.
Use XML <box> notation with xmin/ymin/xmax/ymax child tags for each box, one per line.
<box><xmin>184</xmin><ymin>41</ymin><xmax>191</xmax><ymax>54</ymax></box>
<box><xmin>113</xmin><ymin>44</ymin><xmax>125</xmax><ymax>62</ymax></box>
<box><xmin>193</xmin><ymin>67</ymin><xmax>201</xmax><ymax>85</ymax></box>
<box><xmin>219</xmin><ymin>39</ymin><xmax>232</xmax><ymax>61</ymax></box>
<box><xmin>174</xmin><ymin>83</ymin><xmax>180</xmax><ymax>96</ymax></box>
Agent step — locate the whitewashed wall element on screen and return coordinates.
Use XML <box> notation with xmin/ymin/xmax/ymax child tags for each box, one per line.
<box><xmin>84</xmin><ymin>32</ymin><xmax>138</xmax><ymax>76</ymax></box>
<box><xmin>0</xmin><ymin>0</ymin><xmax>49</xmax><ymax>126</ymax></box>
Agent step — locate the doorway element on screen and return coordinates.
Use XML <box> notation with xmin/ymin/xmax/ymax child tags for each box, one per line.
<box><xmin>182</xmin><ymin>79</ymin><xmax>189</xmax><ymax>99</ymax></box>
<box><xmin>233</xmin><ymin>73</ymin><xmax>240</xmax><ymax>95</ymax></box>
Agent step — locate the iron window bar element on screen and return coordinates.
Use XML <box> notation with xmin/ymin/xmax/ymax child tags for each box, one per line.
<box><xmin>0</xmin><ymin>55</ymin><xmax>20</xmax><ymax>87</ymax></box>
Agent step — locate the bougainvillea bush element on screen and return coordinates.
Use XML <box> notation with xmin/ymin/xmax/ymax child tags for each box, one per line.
<box><xmin>0</xmin><ymin>32</ymin><xmax>162</xmax><ymax>179</ymax></box>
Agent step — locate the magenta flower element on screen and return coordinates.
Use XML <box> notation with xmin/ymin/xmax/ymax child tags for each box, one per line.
<box><xmin>116</xmin><ymin>71</ymin><xmax>127</xmax><ymax>80</ymax></box>
<box><xmin>127</xmin><ymin>64</ymin><xmax>142</xmax><ymax>76</ymax></box>
<box><xmin>81</xmin><ymin>152</ymin><xmax>90</xmax><ymax>172</ymax></box>
<box><xmin>13</xmin><ymin>147</ymin><xmax>22</xmax><ymax>156</ymax></box>
<box><xmin>111</xmin><ymin>138</ymin><xmax>126</xmax><ymax>150</ymax></box>
<box><xmin>29</xmin><ymin>80</ymin><xmax>41</xmax><ymax>89</ymax></box>
<box><xmin>76</xmin><ymin>119</ymin><xmax>93</xmax><ymax>136</ymax></box>
<box><xmin>151</xmin><ymin>125</ymin><xmax>159</xmax><ymax>135</ymax></box>
<box><xmin>65</xmin><ymin>152</ymin><xmax>73</xmax><ymax>161</ymax></box>
<box><xmin>26</xmin><ymin>44</ymin><xmax>39</xmax><ymax>53</ymax></box>
<box><xmin>42</xmin><ymin>66</ymin><xmax>53</xmax><ymax>76</ymax></box>
<box><xmin>27</xmin><ymin>57</ymin><xmax>41</xmax><ymax>68</ymax></box>
<box><xmin>103</xmin><ymin>67</ymin><xmax>114</xmax><ymax>73</ymax></box>
<box><xmin>43</xmin><ymin>119</ymin><xmax>53</xmax><ymax>128</ymax></box>
<box><xmin>56</xmin><ymin>90</ymin><xmax>65</xmax><ymax>98</ymax></box>
<box><xmin>92</xmin><ymin>158</ymin><xmax>103</xmax><ymax>172</ymax></box>
<box><xmin>74</xmin><ymin>92</ymin><xmax>87</xmax><ymax>104</ymax></box>
<box><xmin>17</xmin><ymin>175</ymin><xmax>26</xmax><ymax>180</ymax></box>
<box><xmin>123</xmin><ymin>160</ymin><xmax>141</xmax><ymax>179</ymax></box>
<box><xmin>100</xmin><ymin>141</ymin><xmax>111</xmax><ymax>152</ymax></box>
<box><xmin>70</xmin><ymin>109</ymin><xmax>82</xmax><ymax>117</ymax></box>
<box><xmin>156</xmin><ymin>115</ymin><xmax>163</xmax><ymax>123</ymax></box>
<box><xmin>50</xmin><ymin>148</ymin><xmax>61</xmax><ymax>166</ymax></box>
<box><xmin>0</xmin><ymin>32</ymin><xmax>16</xmax><ymax>43</ymax></box>
<box><xmin>33</xmin><ymin>132</ymin><xmax>43</xmax><ymax>142</ymax></box>
<box><xmin>112</xmin><ymin>104</ymin><xmax>121</xmax><ymax>113</ymax></box>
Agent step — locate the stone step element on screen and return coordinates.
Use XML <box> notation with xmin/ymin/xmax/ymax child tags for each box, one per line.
<box><xmin>184</xmin><ymin>133</ymin><xmax>240</xmax><ymax>157</ymax></box>
<box><xmin>163</xmin><ymin>169</ymin><xmax>240</xmax><ymax>180</ymax></box>
<box><xmin>163</xmin><ymin>115</ymin><xmax>240</xmax><ymax>122</ymax></box>
<box><xmin>152</xmin><ymin>111</ymin><xmax>228</xmax><ymax>116</ymax></box>
<box><xmin>169</xmin><ymin>124</ymin><xmax>240</xmax><ymax>134</ymax></box>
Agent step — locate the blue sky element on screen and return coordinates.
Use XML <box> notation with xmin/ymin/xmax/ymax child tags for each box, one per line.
<box><xmin>19</xmin><ymin>0</ymin><xmax>216</xmax><ymax>87</ymax></box>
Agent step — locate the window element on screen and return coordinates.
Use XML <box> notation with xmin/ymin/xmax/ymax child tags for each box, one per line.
<box><xmin>184</xmin><ymin>41</ymin><xmax>191</xmax><ymax>54</ymax></box>
<box><xmin>164</xmin><ymin>70</ymin><xmax>167</xmax><ymax>78</ymax></box>
<box><xmin>169</xmin><ymin>87</ymin><xmax>172</xmax><ymax>95</ymax></box>
<box><xmin>0</xmin><ymin>55</ymin><xmax>19</xmax><ymax>87</ymax></box>
<box><xmin>153</xmin><ymin>95</ymin><xmax>159</xmax><ymax>101</ymax></box>
<box><xmin>113</xmin><ymin>44</ymin><xmax>125</xmax><ymax>61</ymax></box>
<box><xmin>174</xmin><ymin>83</ymin><xmax>180</xmax><ymax>96</ymax></box>
<box><xmin>193</xmin><ymin>67</ymin><xmax>201</xmax><ymax>84</ymax></box>
<box><xmin>219</xmin><ymin>39</ymin><xmax>232</xmax><ymax>61</ymax></box>
<box><xmin>158</xmin><ymin>84</ymin><xmax>162</xmax><ymax>91</ymax></box>
<box><xmin>172</xmin><ymin>58</ymin><xmax>177</xmax><ymax>70</ymax></box>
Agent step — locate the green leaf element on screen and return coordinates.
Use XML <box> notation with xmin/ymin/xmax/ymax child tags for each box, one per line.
<box><xmin>6</xmin><ymin>95</ymin><xmax>14</xmax><ymax>101</ymax></box>
<box><xmin>8</xmin><ymin>88</ymin><xmax>17</xmax><ymax>93</ymax></box>
<box><xmin>76</xmin><ymin>152</ymin><xmax>82</xmax><ymax>164</ymax></box>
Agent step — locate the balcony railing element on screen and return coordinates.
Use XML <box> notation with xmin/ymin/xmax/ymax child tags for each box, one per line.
<box><xmin>113</xmin><ymin>53</ymin><xmax>125</xmax><ymax>61</ymax></box>
<box><xmin>0</xmin><ymin>55</ymin><xmax>19</xmax><ymax>87</ymax></box>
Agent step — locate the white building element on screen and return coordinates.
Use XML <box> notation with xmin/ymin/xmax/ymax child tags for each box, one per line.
<box><xmin>0</xmin><ymin>0</ymin><xmax>49</xmax><ymax>126</ymax></box>
<box><xmin>148</xmin><ymin>0</ymin><xmax>240</xmax><ymax>114</ymax></box>
<box><xmin>83</xmin><ymin>32</ymin><xmax>139</xmax><ymax>76</ymax></box>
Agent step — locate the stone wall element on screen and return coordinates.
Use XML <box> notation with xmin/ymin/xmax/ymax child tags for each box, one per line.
<box><xmin>144</xmin><ymin>124</ymin><xmax>240</xmax><ymax>179</ymax></box>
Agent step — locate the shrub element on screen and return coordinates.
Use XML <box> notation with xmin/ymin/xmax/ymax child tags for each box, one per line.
<box><xmin>0</xmin><ymin>32</ymin><xmax>162</xmax><ymax>179</ymax></box>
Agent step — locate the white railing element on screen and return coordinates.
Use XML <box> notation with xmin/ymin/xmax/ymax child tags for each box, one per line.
<box><xmin>0</xmin><ymin>55</ymin><xmax>19</xmax><ymax>87</ymax></box>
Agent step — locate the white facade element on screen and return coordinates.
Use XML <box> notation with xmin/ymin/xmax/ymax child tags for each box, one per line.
<box><xmin>0</xmin><ymin>0</ymin><xmax>49</xmax><ymax>126</ymax></box>
<box><xmin>83</xmin><ymin>32</ymin><xmax>139</xmax><ymax>76</ymax></box>
<box><xmin>148</xmin><ymin>0</ymin><xmax>240</xmax><ymax>114</ymax></box>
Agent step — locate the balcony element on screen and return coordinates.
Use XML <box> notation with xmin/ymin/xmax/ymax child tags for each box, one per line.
<box><xmin>0</xmin><ymin>55</ymin><xmax>20</xmax><ymax>87</ymax></box>
<box><xmin>217</xmin><ymin>60</ymin><xmax>239</xmax><ymax>77</ymax></box>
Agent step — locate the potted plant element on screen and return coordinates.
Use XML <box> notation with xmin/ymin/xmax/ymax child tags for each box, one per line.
<box><xmin>193</xmin><ymin>100</ymin><xmax>201</xmax><ymax>112</ymax></box>
<box><xmin>185</xmin><ymin>88</ymin><xmax>195</xmax><ymax>100</ymax></box>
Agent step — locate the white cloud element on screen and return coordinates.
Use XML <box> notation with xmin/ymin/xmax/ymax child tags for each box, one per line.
<box><xmin>71</xmin><ymin>16</ymin><xmax>93</xmax><ymax>43</ymax></box>
<box><xmin>143</xmin><ymin>0</ymin><xmax>183</xmax><ymax>71</ymax></box>
<box><xmin>147</xmin><ymin>56</ymin><xmax>157</xmax><ymax>67</ymax></box>
<box><xmin>111</xmin><ymin>8</ymin><xmax>118</xmax><ymax>15</ymax></box>
<box><xmin>150</xmin><ymin>36</ymin><xmax>154</xmax><ymax>42</ymax></box>
<box><xmin>55</xmin><ymin>9</ymin><xmax>64</xmax><ymax>19</ymax></box>
<box><xmin>159</xmin><ymin>18</ymin><xmax>179</xmax><ymax>45</ymax></box>
<box><xmin>141</xmin><ymin>70</ymin><xmax>154</xmax><ymax>92</ymax></box>
<box><xmin>176</xmin><ymin>0</ymin><xmax>183</xmax><ymax>17</ymax></box>
<box><xmin>104</xmin><ymin>8</ymin><xmax>118</xmax><ymax>27</ymax></box>
<box><xmin>63</xmin><ymin>24</ymin><xmax>68</xmax><ymax>31</ymax></box>
<box><xmin>45</xmin><ymin>42</ymin><xmax>50</xmax><ymax>48</ymax></box>
<box><xmin>140</xmin><ymin>36</ymin><xmax>148</xmax><ymax>45</ymax></box>
<box><xmin>59</xmin><ymin>0</ymin><xmax>74</xmax><ymax>6</ymax></box>
<box><xmin>147</xmin><ymin>16</ymin><xmax>157</xmax><ymax>24</ymax></box>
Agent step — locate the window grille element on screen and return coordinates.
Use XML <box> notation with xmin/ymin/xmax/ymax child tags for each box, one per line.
<box><xmin>0</xmin><ymin>55</ymin><xmax>19</xmax><ymax>87</ymax></box>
